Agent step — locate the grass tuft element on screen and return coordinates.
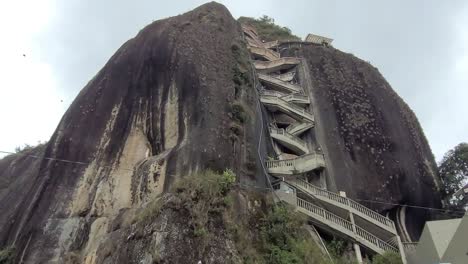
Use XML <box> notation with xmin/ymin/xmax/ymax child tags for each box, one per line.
<box><xmin>238</xmin><ymin>15</ymin><xmax>301</xmax><ymax>42</ymax></box>
<box><xmin>0</xmin><ymin>246</ymin><xmax>15</xmax><ymax>264</ymax></box>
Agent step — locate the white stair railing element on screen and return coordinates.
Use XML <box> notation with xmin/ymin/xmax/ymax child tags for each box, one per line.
<box><xmin>402</xmin><ymin>242</ymin><xmax>417</xmax><ymax>252</ymax></box>
<box><xmin>269</xmin><ymin>127</ymin><xmax>308</xmax><ymax>151</ymax></box>
<box><xmin>265</xmin><ymin>153</ymin><xmax>325</xmax><ymax>174</ymax></box>
<box><xmin>294</xmin><ymin>197</ymin><xmax>398</xmax><ymax>254</ymax></box>
<box><xmin>260</xmin><ymin>90</ymin><xmax>309</xmax><ymax>104</ymax></box>
<box><xmin>298</xmin><ymin>197</ymin><xmax>354</xmax><ymax>232</ymax></box>
<box><xmin>273</xmin><ymin>71</ymin><xmax>295</xmax><ymax>82</ymax></box>
<box><xmin>290</xmin><ymin>179</ymin><xmax>396</xmax><ymax>232</ymax></box>
<box><xmin>249</xmin><ymin>46</ymin><xmax>280</xmax><ymax>61</ymax></box>
<box><xmin>254</xmin><ymin>57</ymin><xmax>300</xmax><ymax>72</ymax></box>
<box><xmin>258</xmin><ymin>73</ymin><xmax>303</xmax><ymax>93</ymax></box>
<box><xmin>286</xmin><ymin>122</ymin><xmax>314</xmax><ymax>135</ymax></box>
<box><xmin>260</xmin><ymin>95</ymin><xmax>314</xmax><ymax>121</ymax></box>
<box><xmin>355</xmin><ymin>226</ymin><xmax>398</xmax><ymax>253</ymax></box>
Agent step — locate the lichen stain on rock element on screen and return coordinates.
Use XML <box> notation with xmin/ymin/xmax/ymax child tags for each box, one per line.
<box><xmin>83</xmin><ymin>217</ymin><xmax>109</xmax><ymax>264</ymax></box>
<box><xmin>163</xmin><ymin>80</ymin><xmax>180</xmax><ymax>149</ymax></box>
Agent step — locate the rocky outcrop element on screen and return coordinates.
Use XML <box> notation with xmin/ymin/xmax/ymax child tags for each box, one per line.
<box><xmin>0</xmin><ymin>2</ymin><xmax>444</xmax><ymax>263</ymax></box>
<box><xmin>0</xmin><ymin>2</ymin><xmax>269</xmax><ymax>263</ymax></box>
<box><xmin>285</xmin><ymin>45</ymin><xmax>442</xmax><ymax>240</ymax></box>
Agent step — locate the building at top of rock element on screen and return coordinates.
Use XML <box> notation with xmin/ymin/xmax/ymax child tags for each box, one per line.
<box><xmin>304</xmin><ymin>33</ymin><xmax>334</xmax><ymax>45</ymax></box>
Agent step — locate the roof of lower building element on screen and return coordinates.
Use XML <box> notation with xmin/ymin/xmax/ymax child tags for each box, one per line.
<box><xmin>426</xmin><ymin>218</ymin><xmax>462</xmax><ymax>257</ymax></box>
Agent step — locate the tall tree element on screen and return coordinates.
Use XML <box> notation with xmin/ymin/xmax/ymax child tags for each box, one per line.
<box><xmin>438</xmin><ymin>142</ymin><xmax>468</xmax><ymax>210</ymax></box>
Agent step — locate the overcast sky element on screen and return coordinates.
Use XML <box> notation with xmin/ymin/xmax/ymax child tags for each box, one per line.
<box><xmin>0</xmin><ymin>0</ymin><xmax>467</xmax><ymax>160</ymax></box>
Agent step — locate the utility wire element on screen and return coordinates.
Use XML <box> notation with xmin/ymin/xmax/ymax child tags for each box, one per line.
<box><xmin>1</xmin><ymin>149</ymin><xmax>273</xmax><ymax>191</ymax></box>
<box><xmin>2</xmin><ymin>149</ymin><xmax>464</xmax><ymax>215</ymax></box>
<box><xmin>355</xmin><ymin>198</ymin><xmax>466</xmax><ymax>214</ymax></box>
<box><xmin>0</xmin><ymin>150</ymin><xmax>136</xmax><ymax>172</ymax></box>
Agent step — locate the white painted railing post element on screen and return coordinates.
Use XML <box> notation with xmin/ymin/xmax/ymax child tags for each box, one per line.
<box><xmin>396</xmin><ymin>235</ymin><xmax>407</xmax><ymax>264</ymax></box>
<box><xmin>343</xmin><ymin>191</ymin><xmax>362</xmax><ymax>263</ymax></box>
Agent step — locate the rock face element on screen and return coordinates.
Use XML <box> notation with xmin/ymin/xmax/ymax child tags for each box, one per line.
<box><xmin>286</xmin><ymin>45</ymin><xmax>442</xmax><ymax>240</ymax></box>
<box><xmin>0</xmin><ymin>2</ymin><xmax>443</xmax><ymax>263</ymax></box>
<box><xmin>0</xmin><ymin>2</ymin><xmax>269</xmax><ymax>263</ymax></box>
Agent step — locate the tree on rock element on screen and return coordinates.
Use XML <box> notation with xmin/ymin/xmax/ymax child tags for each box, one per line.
<box><xmin>438</xmin><ymin>142</ymin><xmax>468</xmax><ymax>210</ymax></box>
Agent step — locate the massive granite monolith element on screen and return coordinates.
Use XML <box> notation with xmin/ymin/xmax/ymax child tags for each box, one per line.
<box><xmin>0</xmin><ymin>2</ymin><xmax>269</xmax><ymax>263</ymax></box>
<box><xmin>0</xmin><ymin>2</ymin><xmax>443</xmax><ymax>263</ymax></box>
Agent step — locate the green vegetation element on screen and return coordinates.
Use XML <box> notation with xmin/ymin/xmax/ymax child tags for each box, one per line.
<box><xmin>231</xmin><ymin>42</ymin><xmax>251</xmax><ymax>100</ymax></box>
<box><xmin>229</xmin><ymin>41</ymin><xmax>252</xmax><ymax>128</ymax></box>
<box><xmin>232</xmin><ymin>65</ymin><xmax>250</xmax><ymax>87</ymax></box>
<box><xmin>135</xmin><ymin>197</ymin><xmax>163</xmax><ymax>224</ymax></box>
<box><xmin>238</xmin><ymin>15</ymin><xmax>301</xmax><ymax>42</ymax></box>
<box><xmin>0</xmin><ymin>247</ymin><xmax>15</xmax><ymax>264</ymax></box>
<box><xmin>326</xmin><ymin>238</ymin><xmax>357</xmax><ymax>264</ymax></box>
<box><xmin>137</xmin><ymin>169</ymin><xmax>328</xmax><ymax>263</ymax></box>
<box><xmin>371</xmin><ymin>252</ymin><xmax>403</xmax><ymax>264</ymax></box>
<box><xmin>230</xmin><ymin>102</ymin><xmax>249</xmax><ymax>123</ymax></box>
<box><xmin>14</xmin><ymin>141</ymin><xmax>47</xmax><ymax>153</ymax></box>
<box><xmin>14</xmin><ymin>144</ymin><xmax>34</xmax><ymax>153</ymax></box>
<box><xmin>259</xmin><ymin>205</ymin><xmax>326</xmax><ymax>264</ymax></box>
<box><xmin>327</xmin><ymin>238</ymin><xmax>346</xmax><ymax>259</ymax></box>
<box><xmin>438</xmin><ymin>142</ymin><xmax>468</xmax><ymax>210</ymax></box>
<box><xmin>172</xmin><ymin>169</ymin><xmax>237</xmax><ymax>240</ymax></box>
<box><xmin>231</xmin><ymin>43</ymin><xmax>250</xmax><ymax>75</ymax></box>
<box><xmin>225</xmin><ymin>201</ymin><xmax>328</xmax><ymax>264</ymax></box>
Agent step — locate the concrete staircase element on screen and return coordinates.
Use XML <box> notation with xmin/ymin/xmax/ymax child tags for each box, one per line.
<box><xmin>265</xmin><ymin>153</ymin><xmax>325</xmax><ymax>175</ymax></box>
<box><xmin>260</xmin><ymin>90</ymin><xmax>310</xmax><ymax>105</ymax></box>
<box><xmin>276</xmin><ymin>190</ymin><xmax>399</xmax><ymax>255</ymax></box>
<box><xmin>260</xmin><ymin>94</ymin><xmax>314</xmax><ymax>122</ymax></box>
<box><xmin>273</xmin><ymin>71</ymin><xmax>296</xmax><ymax>82</ymax></box>
<box><xmin>254</xmin><ymin>57</ymin><xmax>301</xmax><ymax>73</ymax></box>
<box><xmin>242</xmin><ymin>24</ymin><xmax>407</xmax><ymax>264</ymax></box>
<box><xmin>269</xmin><ymin>127</ymin><xmax>309</xmax><ymax>155</ymax></box>
<box><xmin>286</xmin><ymin>122</ymin><xmax>314</xmax><ymax>136</ymax></box>
<box><xmin>258</xmin><ymin>73</ymin><xmax>303</xmax><ymax>93</ymax></box>
<box><xmin>289</xmin><ymin>179</ymin><xmax>397</xmax><ymax>234</ymax></box>
<box><xmin>248</xmin><ymin>46</ymin><xmax>280</xmax><ymax>61</ymax></box>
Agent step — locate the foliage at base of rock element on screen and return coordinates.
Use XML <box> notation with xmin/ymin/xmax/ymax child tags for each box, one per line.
<box><xmin>371</xmin><ymin>252</ymin><xmax>403</xmax><ymax>264</ymax></box>
<box><xmin>259</xmin><ymin>205</ymin><xmax>327</xmax><ymax>264</ymax></box>
<box><xmin>0</xmin><ymin>247</ymin><xmax>15</xmax><ymax>264</ymax></box>
<box><xmin>225</xmin><ymin>199</ymin><xmax>328</xmax><ymax>264</ymax></box>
